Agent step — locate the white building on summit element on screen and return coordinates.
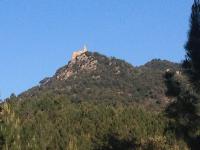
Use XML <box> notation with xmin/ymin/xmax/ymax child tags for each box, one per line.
<box><xmin>72</xmin><ymin>45</ymin><xmax>88</xmax><ymax>60</ymax></box>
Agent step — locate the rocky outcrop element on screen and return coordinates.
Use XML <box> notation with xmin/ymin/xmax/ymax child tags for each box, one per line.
<box><xmin>72</xmin><ymin>46</ymin><xmax>88</xmax><ymax>60</ymax></box>
<box><xmin>55</xmin><ymin>51</ymin><xmax>98</xmax><ymax>81</ymax></box>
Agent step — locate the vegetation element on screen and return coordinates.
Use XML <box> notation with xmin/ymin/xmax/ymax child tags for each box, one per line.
<box><xmin>184</xmin><ymin>0</ymin><xmax>200</xmax><ymax>83</ymax></box>
<box><xmin>164</xmin><ymin>1</ymin><xmax>200</xmax><ymax>149</ymax></box>
<box><xmin>165</xmin><ymin>71</ymin><xmax>200</xmax><ymax>149</ymax></box>
<box><xmin>18</xmin><ymin>52</ymin><xmax>180</xmax><ymax>110</ymax></box>
<box><xmin>0</xmin><ymin>95</ymin><xmax>188</xmax><ymax>150</ymax></box>
<box><xmin>0</xmin><ymin>44</ymin><xmax>186</xmax><ymax>150</ymax></box>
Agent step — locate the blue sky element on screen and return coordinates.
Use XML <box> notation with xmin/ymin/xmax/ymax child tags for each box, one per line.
<box><xmin>0</xmin><ymin>0</ymin><xmax>193</xmax><ymax>99</ymax></box>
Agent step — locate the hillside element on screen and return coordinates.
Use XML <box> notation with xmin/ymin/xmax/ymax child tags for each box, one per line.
<box><xmin>0</xmin><ymin>50</ymin><xmax>190</xmax><ymax>150</ymax></box>
<box><xmin>16</xmin><ymin>51</ymin><xmax>180</xmax><ymax>109</ymax></box>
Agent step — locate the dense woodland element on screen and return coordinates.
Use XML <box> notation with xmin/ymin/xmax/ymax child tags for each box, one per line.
<box><xmin>1</xmin><ymin>1</ymin><xmax>200</xmax><ymax>150</ymax></box>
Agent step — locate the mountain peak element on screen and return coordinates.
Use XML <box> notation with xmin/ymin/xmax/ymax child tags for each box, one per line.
<box><xmin>55</xmin><ymin>50</ymin><xmax>97</xmax><ymax>81</ymax></box>
<box><xmin>21</xmin><ymin>50</ymin><xmax>181</xmax><ymax>109</ymax></box>
<box><xmin>71</xmin><ymin>45</ymin><xmax>88</xmax><ymax>60</ymax></box>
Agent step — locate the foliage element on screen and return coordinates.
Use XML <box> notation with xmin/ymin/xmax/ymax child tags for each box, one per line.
<box><xmin>164</xmin><ymin>1</ymin><xmax>200</xmax><ymax>149</ymax></box>
<box><xmin>184</xmin><ymin>0</ymin><xmax>200</xmax><ymax>84</ymax></box>
<box><xmin>0</xmin><ymin>103</ymin><xmax>22</xmax><ymax>150</ymax></box>
<box><xmin>165</xmin><ymin>71</ymin><xmax>200</xmax><ymax>149</ymax></box>
<box><xmin>0</xmin><ymin>95</ymin><xmax>188</xmax><ymax>150</ymax></box>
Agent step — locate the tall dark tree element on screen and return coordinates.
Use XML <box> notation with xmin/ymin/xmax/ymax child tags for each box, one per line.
<box><xmin>184</xmin><ymin>0</ymin><xmax>200</xmax><ymax>130</ymax></box>
<box><xmin>184</xmin><ymin>0</ymin><xmax>200</xmax><ymax>82</ymax></box>
<box><xmin>165</xmin><ymin>1</ymin><xmax>200</xmax><ymax>149</ymax></box>
<box><xmin>183</xmin><ymin>0</ymin><xmax>200</xmax><ymax>121</ymax></box>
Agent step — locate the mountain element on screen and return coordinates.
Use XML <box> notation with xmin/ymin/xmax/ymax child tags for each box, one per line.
<box><xmin>1</xmin><ymin>49</ymin><xmax>189</xmax><ymax>150</ymax></box>
<box><xmin>17</xmin><ymin>50</ymin><xmax>180</xmax><ymax>109</ymax></box>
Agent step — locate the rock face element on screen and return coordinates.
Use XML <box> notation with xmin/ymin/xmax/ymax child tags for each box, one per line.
<box><xmin>55</xmin><ymin>51</ymin><xmax>98</xmax><ymax>80</ymax></box>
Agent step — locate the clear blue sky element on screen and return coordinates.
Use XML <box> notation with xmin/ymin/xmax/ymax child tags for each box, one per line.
<box><xmin>0</xmin><ymin>0</ymin><xmax>193</xmax><ymax>99</ymax></box>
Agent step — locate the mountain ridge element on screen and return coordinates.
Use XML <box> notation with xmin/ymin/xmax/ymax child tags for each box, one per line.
<box><xmin>16</xmin><ymin>50</ymin><xmax>180</xmax><ymax>110</ymax></box>
<box><xmin>1</xmin><ymin>50</ymin><xmax>187</xmax><ymax>149</ymax></box>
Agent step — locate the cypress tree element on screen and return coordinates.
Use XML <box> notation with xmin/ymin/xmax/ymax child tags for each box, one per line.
<box><xmin>165</xmin><ymin>1</ymin><xmax>200</xmax><ymax>148</ymax></box>
<box><xmin>184</xmin><ymin>0</ymin><xmax>200</xmax><ymax>126</ymax></box>
<box><xmin>184</xmin><ymin>0</ymin><xmax>200</xmax><ymax>83</ymax></box>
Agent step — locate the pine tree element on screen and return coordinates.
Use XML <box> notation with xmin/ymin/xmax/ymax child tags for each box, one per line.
<box><xmin>184</xmin><ymin>0</ymin><xmax>200</xmax><ymax>128</ymax></box>
<box><xmin>184</xmin><ymin>0</ymin><xmax>200</xmax><ymax>82</ymax></box>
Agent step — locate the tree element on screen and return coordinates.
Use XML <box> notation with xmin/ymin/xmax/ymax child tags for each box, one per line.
<box><xmin>184</xmin><ymin>0</ymin><xmax>200</xmax><ymax>83</ymax></box>
<box><xmin>166</xmin><ymin>1</ymin><xmax>200</xmax><ymax>148</ymax></box>
<box><xmin>183</xmin><ymin>0</ymin><xmax>200</xmax><ymax>122</ymax></box>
